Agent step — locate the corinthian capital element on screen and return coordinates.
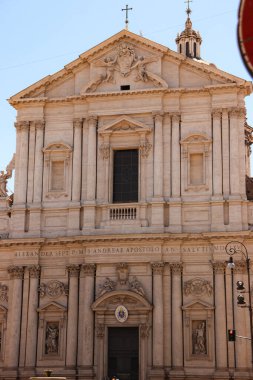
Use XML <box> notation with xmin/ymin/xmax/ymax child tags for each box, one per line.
<box><xmin>151</xmin><ymin>262</ymin><xmax>165</xmax><ymax>275</ymax></box>
<box><xmin>81</xmin><ymin>263</ymin><xmax>96</xmax><ymax>276</ymax></box>
<box><xmin>15</xmin><ymin>121</ymin><xmax>30</xmax><ymax>131</ymax></box>
<box><xmin>28</xmin><ymin>265</ymin><xmax>41</xmax><ymax>278</ymax></box>
<box><xmin>66</xmin><ymin>264</ymin><xmax>80</xmax><ymax>277</ymax></box>
<box><xmin>87</xmin><ymin>115</ymin><xmax>97</xmax><ymax>127</ymax></box>
<box><xmin>8</xmin><ymin>265</ymin><xmax>24</xmax><ymax>279</ymax></box>
<box><xmin>73</xmin><ymin>118</ymin><xmax>83</xmax><ymax>129</ymax></box>
<box><xmin>171</xmin><ymin>262</ymin><xmax>183</xmax><ymax>274</ymax></box>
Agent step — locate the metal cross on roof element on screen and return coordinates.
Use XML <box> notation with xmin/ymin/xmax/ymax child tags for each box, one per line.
<box><xmin>185</xmin><ymin>0</ymin><xmax>192</xmax><ymax>16</ymax></box>
<box><xmin>122</xmin><ymin>4</ymin><xmax>133</xmax><ymax>30</ymax></box>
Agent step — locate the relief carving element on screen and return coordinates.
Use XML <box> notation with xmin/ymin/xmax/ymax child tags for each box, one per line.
<box><xmin>99</xmin><ymin>143</ymin><xmax>110</xmax><ymax>160</ymax></box>
<box><xmin>0</xmin><ymin>284</ymin><xmax>8</xmax><ymax>303</ymax></box>
<box><xmin>184</xmin><ymin>278</ymin><xmax>213</xmax><ymax>297</ymax></box>
<box><xmin>98</xmin><ymin>272</ymin><xmax>146</xmax><ymax>297</ymax></box>
<box><xmin>83</xmin><ymin>42</ymin><xmax>167</xmax><ymax>93</ymax></box>
<box><xmin>39</xmin><ymin>280</ymin><xmax>68</xmax><ymax>298</ymax></box>
<box><xmin>139</xmin><ymin>139</ymin><xmax>152</xmax><ymax>157</ymax></box>
<box><xmin>140</xmin><ymin>323</ymin><xmax>150</xmax><ymax>338</ymax></box>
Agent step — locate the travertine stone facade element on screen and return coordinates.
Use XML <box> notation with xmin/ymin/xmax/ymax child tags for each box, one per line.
<box><xmin>0</xmin><ymin>21</ymin><xmax>253</xmax><ymax>380</ymax></box>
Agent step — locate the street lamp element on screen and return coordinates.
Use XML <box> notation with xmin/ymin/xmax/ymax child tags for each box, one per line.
<box><xmin>225</xmin><ymin>241</ymin><xmax>253</xmax><ymax>365</ymax></box>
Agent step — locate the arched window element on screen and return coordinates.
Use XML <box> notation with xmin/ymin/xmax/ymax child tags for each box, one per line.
<box><xmin>186</xmin><ymin>42</ymin><xmax>190</xmax><ymax>57</ymax></box>
<box><xmin>180</xmin><ymin>44</ymin><xmax>182</xmax><ymax>53</ymax></box>
<box><xmin>194</xmin><ymin>42</ymin><xmax>197</xmax><ymax>58</ymax></box>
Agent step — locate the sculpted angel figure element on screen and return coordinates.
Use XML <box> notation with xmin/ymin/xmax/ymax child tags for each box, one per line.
<box><xmin>0</xmin><ymin>170</ymin><xmax>12</xmax><ymax>197</ymax></box>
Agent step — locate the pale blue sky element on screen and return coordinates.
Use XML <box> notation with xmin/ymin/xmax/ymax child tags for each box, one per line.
<box><xmin>0</xmin><ymin>0</ymin><xmax>252</xmax><ymax>193</ymax></box>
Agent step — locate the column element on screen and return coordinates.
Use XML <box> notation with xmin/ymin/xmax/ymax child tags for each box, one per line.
<box><xmin>151</xmin><ymin>262</ymin><xmax>164</xmax><ymax>374</ymax></box>
<box><xmin>25</xmin><ymin>265</ymin><xmax>40</xmax><ymax>368</ymax></box>
<box><xmin>163</xmin><ymin>114</ymin><xmax>172</xmax><ymax>198</ymax></box>
<box><xmin>6</xmin><ymin>266</ymin><xmax>24</xmax><ymax>368</ymax></box>
<box><xmin>18</xmin><ymin>121</ymin><xmax>30</xmax><ymax>204</ymax></box>
<box><xmin>66</xmin><ymin>264</ymin><xmax>80</xmax><ymax>368</ymax></box>
<box><xmin>27</xmin><ymin>121</ymin><xmax>36</xmax><ymax>204</ymax></box>
<box><xmin>171</xmin><ymin>263</ymin><xmax>183</xmax><ymax>369</ymax></box>
<box><xmin>171</xmin><ymin>114</ymin><xmax>181</xmax><ymax>198</ymax></box>
<box><xmin>222</xmin><ymin>109</ymin><xmax>230</xmax><ymax>197</ymax></box>
<box><xmin>72</xmin><ymin>118</ymin><xmax>83</xmax><ymax>202</ymax></box>
<box><xmin>13</xmin><ymin>122</ymin><xmax>22</xmax><ymax>202</ymax></box>
<box><xmin>163</xmin><ymin>263</ymin><xmax>171</xmax><ymax>368</ymax></box>
<box><xmin>33</xmin><ymin>121</ymin><xmax>45</xmax><ymax>203</ymax></box>
<box><xmin>153</xmin><ymin>114</ymin><xmax>163</xmax><ymax>199</ymax></box>
<box><xmin>86</xmin><ymin>116</ymin><xmax>97</xmax><ymax>201</ymax></box>
<box><xmin>78</xmin><ymin>264</ymin><xmax>96</xmax><ymax>370</ymax></box>
<box><xmin>212</xmin><ymin>109</ymin><xmax>222</xmax><ymax>197</ymax></box>
<box><xmin>212</xmin><ymin>262</ymin><xmax>227</xmax><ymax>369</ymax></box>
<box><xmin>229</xmin><ymin>109</ymin><xmax>240</xmax><ymax>197</ymax></box>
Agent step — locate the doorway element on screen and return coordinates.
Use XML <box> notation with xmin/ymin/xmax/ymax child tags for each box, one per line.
<box><xmin>108</xmin><ymin>327</ymin><xmax>139</xmax><ymax>380</ymax></box>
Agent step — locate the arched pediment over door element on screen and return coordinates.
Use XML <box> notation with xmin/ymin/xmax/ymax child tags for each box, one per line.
<box><xmin>92</xmin><ymin>290</ymin><xmax>153</xmax><ymax>380</ymax></box>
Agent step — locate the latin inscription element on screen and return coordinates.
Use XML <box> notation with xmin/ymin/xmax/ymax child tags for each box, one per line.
<box><xmin>14</xmin><ymin>245</ymin><xmax>226</xmax><ymax>258</ymax></box>
<box><xmin>86</xmin><ymin>246</ymin><xmax>161</xmax><ymax>254</ymax></box>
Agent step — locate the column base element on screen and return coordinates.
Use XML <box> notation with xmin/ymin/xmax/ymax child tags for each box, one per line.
<box><xmin>148</xmin><ymin>367</ymin><xmax>165</xmax><ymax>380</ymax></box>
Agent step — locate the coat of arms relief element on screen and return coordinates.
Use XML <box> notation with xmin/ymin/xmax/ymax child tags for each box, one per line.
<box><xmin>82</xmin><ymin>42</ymin><xmax>168</xmax><ymax>93</ymax></box>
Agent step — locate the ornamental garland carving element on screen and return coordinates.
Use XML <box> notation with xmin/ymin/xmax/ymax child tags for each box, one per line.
<box><xmin>99</xmin><ymin>143</ymin><xmax>110</xmax><ymax>160</ymax></box>
<box><xmin>139</xmin><ymin>140</ymin><xmax>152</xmax><ymax>158</ymax></box>
<box><xmin>184</xmin><ymin>278</ymin><xmax>213</xmax><ymax>297</ymax></box>
<box><xmin>0</xmin><ymin>283</ymin><xmax>8</xmax><ymax>303</ymax></box>
<box><xmin>98</xmin><ymin>271</ymin><xmax>145</xmax><ymax>297</ymax></box>
<box><xmin>82</xmin><ymin>42</ymin><xmax>167</xmax><ymax>93</ymax></box>
<box><xmin>39</xmin><ymin>280</ymin><xmax>68</xmax><ymax>298</ymax></box>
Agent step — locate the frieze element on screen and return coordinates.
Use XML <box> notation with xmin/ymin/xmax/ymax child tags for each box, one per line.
<box><xmin>39</xmin><ymin>280</ymin><xmax>68</xmax><ymax>298</ymax></box>
<box><xmin>0</xmin><ymin>283</ymin><xmax>8</xmax><ymax>302</ymax></box>
<box><xmin>184</xmin><ymin>278</ymin><xmax>213</xmax><ymax>297</ymax></box>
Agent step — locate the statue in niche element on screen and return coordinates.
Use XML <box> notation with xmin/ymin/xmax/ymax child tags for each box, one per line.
<box><xmin>192</xmin><ymin>321</ymin><xmax>207</xmax><ymax>355</ymax></box>
<box><xmin>45</xmin><ymin>323</ymin><xmax>59</xmax><ymax>354</ymax></box>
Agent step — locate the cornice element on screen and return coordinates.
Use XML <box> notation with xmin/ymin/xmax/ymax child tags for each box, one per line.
<box><xmin>9</xmin><ymin>83</ymin><xmax>251</xmax><ymax>107</ymax></box>
<box><xmin>1</xmin><ymin>231</ymin><xmax>253</xmax><ymax>248</ymax></box>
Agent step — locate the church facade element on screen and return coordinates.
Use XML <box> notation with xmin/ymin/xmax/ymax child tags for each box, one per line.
<box><xmin>0</xmin><ymin>10</ymin><xmax>253</xmax><ymax>380</ymax></box>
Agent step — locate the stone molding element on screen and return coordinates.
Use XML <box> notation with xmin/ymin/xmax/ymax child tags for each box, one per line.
<box><xmin>28</xmin><ymin>265</ymin><xmax>41</xmax><ymax>278</ymax></box>
<box><xmin>66</xmin><ymin>264</ymin><xmax>80</xmax><ymax>277</ymax></box>
<box><xmin>184</xmin><ymin>278</ymin><xmax>213</xmax><ymax>297</ymax></box>
<box><xmin>81</xmin><ymin>263</ymin><xmax>96</xmax><ymax>276</ymax></box>
<box><xmin>151</xmin><ymin>262</ymin><xmax>165</xmax><ymax>275</ymax></box>
<box><xmin>7</xmin><ymin>265</ymin><xmax>24</xmax><ymax>279</ymax></box>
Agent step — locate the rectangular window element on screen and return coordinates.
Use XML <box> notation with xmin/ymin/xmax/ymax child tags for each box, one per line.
<box><xmin>51</xmin><ymin>161</ymin><xmax>65</xmax><ymax>191</ymax></box>
<box><xmin>120</xmin><ymin>85</ymin><xmax>130</xmax><ymax>91</ymax></box>
<box><xmin>113</xmin><ymin>149</ymin><xmax>138</xmax><ymax>203</ymax></box>
<box><xmin>190</xmin><ymin>153</ymin><xmax>203</xmax><ymax>185</ymax></box>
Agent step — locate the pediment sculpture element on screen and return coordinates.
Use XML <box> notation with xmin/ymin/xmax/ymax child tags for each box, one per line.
<box><xmin>82</xmin><ymin>42</ymin><xmax>168</xmax><ymax>93</ymax></box>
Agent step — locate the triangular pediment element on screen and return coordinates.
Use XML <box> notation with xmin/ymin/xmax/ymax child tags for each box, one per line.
<box><xmin>182</xmin><ymin>300</ymin><xmax>214</xmax><ymax>310</ymax></box>
<box><xmin>8</xmin><ymin>29</ymin><xmax>252</xmax><ymax>105</ymax></box>
<box><xmin>37</xmin><ymin>301</ymin><xmax>66</xmax><ymax>313</ymax></box>
<box><xmin>99</xmin><ymin>115</ymin><xmax>151</xmax><ymax>135</ymax></box>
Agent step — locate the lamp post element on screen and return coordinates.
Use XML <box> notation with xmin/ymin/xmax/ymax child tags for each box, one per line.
<box><xmin>225</xmin><ymin>240</ymin><xmax>253</xmax><ymax>365</ymax></box>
